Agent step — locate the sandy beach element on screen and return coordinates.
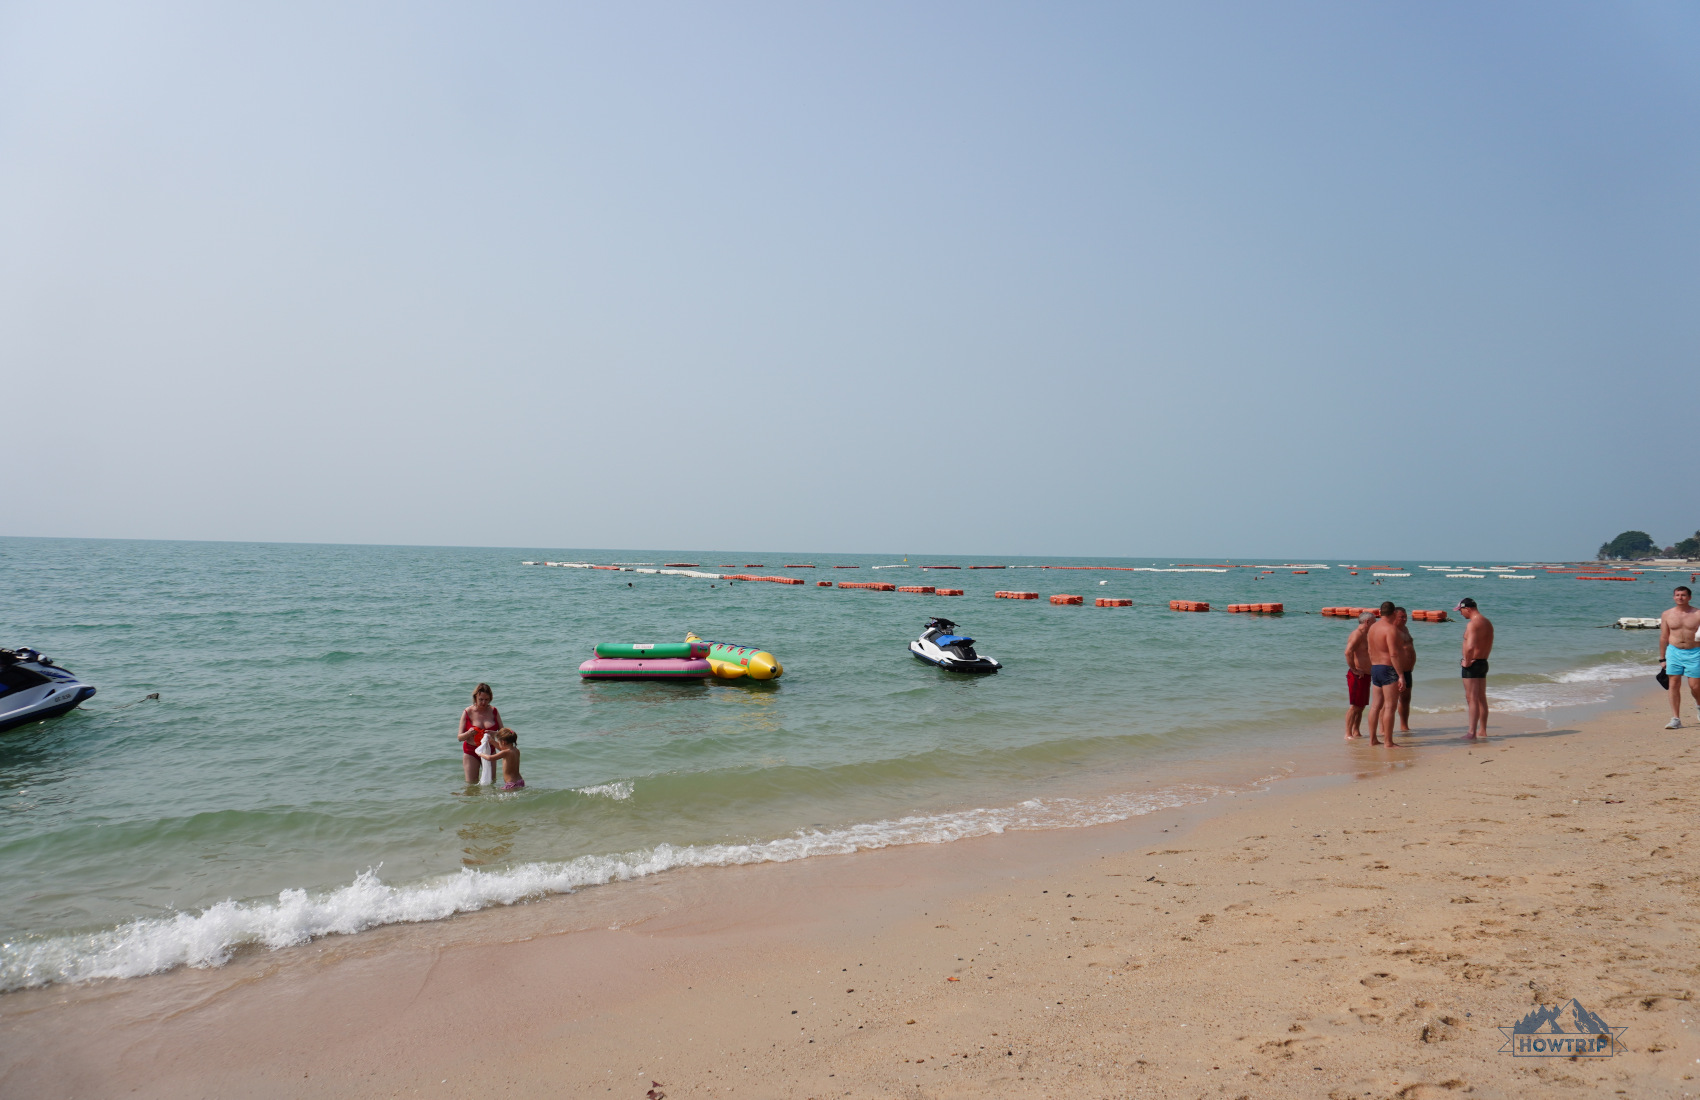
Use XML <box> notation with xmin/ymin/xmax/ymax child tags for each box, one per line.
<box><xmin>3</xmin><ymin>689</ymin><xmax>1696</xmax><ymax>1099</ymax></box>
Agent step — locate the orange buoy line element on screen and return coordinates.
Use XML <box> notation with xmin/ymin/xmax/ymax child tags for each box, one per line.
<box><xmin>1095</xmin><ymin>598</ymin><xmax>1132</xmax><ymax>607</ymax></box>
<box><xmin>1410</xmin><ymin>609</ymin><xmax>1450</xmax><ymax>621</ymax></box>
<box><xmin>1226</xmin><ymin>603</ymin><xmax>1284</xmax><ymax>613</ymax></box>
<box><xmin>967</xmin><ymin>565</ymin><xmax>1007</xmax><ymax>569</ymax></box>
<box><xmin>995</xmin><ymin>590</ymin><xmax>1039</xmax><ymax>600</ymax></box>
<box><xmin>935</xmin><ymin>588</ymin><xmax>964</xmax><ymax>596</ymax></box>
<box><xmin>1042</xmin><ymin>565</ymin><xmax>1139</xmax><ymax>571</ymax></box>
<box><xmin>1169</xmin><ymin>600</ymin><xmax>1210</xmax><ymax>612</ymax></box>
<box><xmin>1321</xmin><ymin>607</ymin><xmax>1379</xmax><ymax>617</ymax></box>
<box><xmin>722</xmin><ymin>574</ymin><xmax>804</xmax><ymax>585</ymax></box>
<box><xmin>838</xmin><ymin>581</ymin><xmax>896</xmax><ymax>591</ymax></box>
<box><xmin>784</xmin><ymin>564</ymin><xmax>816</xmax><ymax>568</ymax></box>
<box><xmin>663</xmin><ymin>563</ymin><xmax>699</xmax><ymax>568</ymax></box>
<box><xmin>833</xmin><ymin>565</ymin><xmax>860</xmax><ymax>569</ymax></box>
<box><xmin>897</xmin><ymin>586</ymin><xmax>936</xmax><ymax>594</ymax></box>
<box><xmin>1050</xmin><ymin>594</ymin><xmax>1084</xmax><ymax>605</ymax></box>
<box><xmin>1577</xmin><ymin>575</ymin><xmax>1636</xmax><ymax>581</ymax></box>
<box><xmin>817</xmin><ymin>580</ymin><xmax>833</xmax><ymax>586</ymax></box>
<box><xmin>921</xmin><ymin>565</ymin><xmax>961</xmax><ymax>570</ymax></box>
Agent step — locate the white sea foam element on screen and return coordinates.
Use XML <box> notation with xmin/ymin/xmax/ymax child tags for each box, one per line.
<box><xmin>0</xmin><ymin>784</ymin><xmax>1230</xmax><ymax>992</ymax></box>
<box><xmin>1488</xmin><ymin>660</ymin><xmax>1653</xmax><ymax>712</ymax></box>
<box><xmin>1411</xmin><ymin>659</ymin><xmax>1654</xmax><ymax>715</ymax></box>
<box><xmin>575</xmin><ymin>781</ymin><xmax>635</xmax><ymax>800</ymax></box>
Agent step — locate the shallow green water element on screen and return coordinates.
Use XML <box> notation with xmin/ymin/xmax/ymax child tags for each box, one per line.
<box><xmin>0</xmin><ymin>538</ymin><xmax>1674</xmax><ymax>988</ymax></box>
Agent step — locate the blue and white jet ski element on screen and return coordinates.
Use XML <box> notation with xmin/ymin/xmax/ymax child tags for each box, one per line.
<box><xmin>909</xmin><ymin>618</ymin><xmax>1001</xmax><ymax>674</ymax></box>
<box><xmin>0</xmin><ymin>647</ymin><xmax>97</xmax><ymax>733</ymax></box>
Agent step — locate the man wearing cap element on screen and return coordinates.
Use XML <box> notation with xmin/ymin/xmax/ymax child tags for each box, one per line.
<box><xmin>1457</xmin><ymin>598</ymin><xmax>1493</xmax><ymax>739</ymax></box>
<box><xmin>1658</xmin><ymin>585</ymin><xmax>1700</xmax><ymax>729</ymax></box>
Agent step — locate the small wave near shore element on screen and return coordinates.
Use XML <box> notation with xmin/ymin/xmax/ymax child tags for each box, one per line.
<box><xmin>0</xmin><ymin>782</ymin><xmax>1241</xmax><ymax>992</ymax></box>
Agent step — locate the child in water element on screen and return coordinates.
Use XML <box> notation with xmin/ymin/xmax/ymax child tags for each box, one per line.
<box><xmin>476</xmin><ymin>728</ymin><xmax>524</xmax><ymax>790</ymax></box>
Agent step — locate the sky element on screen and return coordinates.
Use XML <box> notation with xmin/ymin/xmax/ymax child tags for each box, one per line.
<box><xmin>3</xmin><ymin>2</ymin><xmax>1697</xmax><ymax>560</ymax></box>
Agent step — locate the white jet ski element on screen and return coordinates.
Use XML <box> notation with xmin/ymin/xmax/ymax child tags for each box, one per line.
<box><xmin>0</xmin><ymin>647</ymin><xmax>97</xmax><ymax>733</ymax></box>
<box><xmin>909</xmin><ymin>618</ymin><xmax>1001</xmax><ymax>674</ymax></box>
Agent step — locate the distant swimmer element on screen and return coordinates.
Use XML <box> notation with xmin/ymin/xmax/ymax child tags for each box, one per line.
<box><xmin>1457</xmin><ymin>598</ymin><xmax>1493</xmax><ymax>740</ymax></box>
<box><xmin>476</xmin><ymin>727</ymin><xmax>525</xmax><ymax>790</ymax></box>
<box><xmin>1659</xmin><ymin>586</ymin><xmax>1700</xmax><ymax>729</ymax></box>
<box><xmin>1365</xmin><ymin>601</ymin><xmax>1402</xmax><ymax>746</ymax></box>
<box><xmin>1344</xmin><ymin>611</ymin><xmax>1375</xmax><ymax>740</ymax></box>
<box><xmin>1392</xmin><ymin>607</ymin><xmax>1416</xmax><ymax>734</ymax></box>
<box><xmin>459</xmin><ymin>682</ymin><xmax>502</xmax><ymax>784</ymax></box>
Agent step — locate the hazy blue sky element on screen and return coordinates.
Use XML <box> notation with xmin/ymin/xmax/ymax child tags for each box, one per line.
<box><xmin>4</xmin><ymin>2</ymin><xmax>1696</xmax><ymax>559</ymax></box>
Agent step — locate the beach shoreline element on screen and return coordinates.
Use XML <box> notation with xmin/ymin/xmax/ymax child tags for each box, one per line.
<box><xmin>4</xmin><ymin>685</ymin><xmax>1696</xmax><ymax>1098</ymax></box>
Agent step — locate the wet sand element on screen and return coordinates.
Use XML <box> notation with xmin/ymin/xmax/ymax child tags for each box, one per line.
<box><xmin>3</xmin><ymin>690</ymin><xmax>1696</xmax><ymax>1099</ymax></box>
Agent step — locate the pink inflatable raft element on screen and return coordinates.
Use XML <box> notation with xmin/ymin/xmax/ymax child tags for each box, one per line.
<box><xmin>577</xmin><ymin>657</ymin><xmax>713</xmax><ymax>681</ymax></box>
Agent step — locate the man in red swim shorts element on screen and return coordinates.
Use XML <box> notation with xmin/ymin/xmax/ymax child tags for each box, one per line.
<box><xmin>1344</xmin><ymin>611</ymin><xmax>1375</xmax><ymax>740</ymax></box>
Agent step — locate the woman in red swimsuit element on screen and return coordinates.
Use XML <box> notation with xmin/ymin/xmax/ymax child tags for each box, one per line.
<box><xmin>458</xmin><ymin>683</ymin><xmax>501</xmax><ymax>783</ymax></box>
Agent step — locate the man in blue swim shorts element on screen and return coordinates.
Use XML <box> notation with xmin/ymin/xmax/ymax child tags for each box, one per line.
<box><xmin>1365</xmin><ymin>601</ymin><xmax>1402</xmax><ymax>745</ymax></box>
<box><xmin>1660</xmin><ymin>586</ymin><xmax>1700</xmax><ymax>729</ymax></box>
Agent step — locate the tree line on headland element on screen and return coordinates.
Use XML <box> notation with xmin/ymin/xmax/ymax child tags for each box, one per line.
<box><xmin>1598</xmin><ymin>529</ymin><xmax>1700</xmax><ymax>560</ymax></box>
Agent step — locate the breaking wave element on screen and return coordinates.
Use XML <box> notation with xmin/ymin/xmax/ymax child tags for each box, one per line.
<box><xmin>0</xmin><ymin>782</ymin><xmax>1235</xmax><ymax>992</ymax></box>
<box><xmin>1489</xmin><ymin>659</ymin><xmax>1655</xmax><ymax>712</ymax></box>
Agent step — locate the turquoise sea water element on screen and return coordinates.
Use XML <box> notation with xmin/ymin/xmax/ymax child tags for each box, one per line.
<box><xmin>0</xmin><ymin>537</ymin><xmax>1680</xmax><ymax>989</ymax></box>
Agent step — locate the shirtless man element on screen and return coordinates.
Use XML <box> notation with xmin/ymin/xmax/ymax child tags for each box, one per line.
<box><xmin>1365</xmin><ymin>600</ymin><xmax>1402</xmax><ymax>745</ymax></box>
<box><xmin>1392</xmin><ymin>607</ymin><xmax>1417</xmax><ymax>733</ymax></box>
<box><xmin>1344</xmin><ymin>611</ymin><xmax>1375</xmax><ymax>740</ymax></box>
<box><xmin>1659</xmin><ymin>586</ymin><xmax>1700</xmax><ymax>729</ymax></box>
<box><xmin>1457</xmin><ymin>597</ymin><xmax>1494</xmax><ymax>739</ymax></box>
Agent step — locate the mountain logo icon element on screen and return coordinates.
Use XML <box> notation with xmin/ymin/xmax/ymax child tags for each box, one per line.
<box><xmin>1498</xmin><ymin>999</ymin><xmax>1625</xmax><ymax>1057</ymax></box>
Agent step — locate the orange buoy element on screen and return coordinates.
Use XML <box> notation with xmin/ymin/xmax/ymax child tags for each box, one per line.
<box><xmin>995</xmin><ymin>591</ymin><xmax>1039</xmax><ymax>600</ymax></box>
<box><xmin>935</xmin><ymin>588</ymin><xmax>964</xmax><ymax>596</ymax></box>
<box><xmin>1050</xmin><ymin>594</ymin><xmax>1084</xmax><ymax>605</ymax></box>
<box><xmin>817</xmin><ymin>580</ymin><xmax>833</xmax><ymax>586</ymax></box>
<box><xmin>1095</xmin><ymin>598</ymin><xmax>1132</xmax><ymax>607</ymax></box>
<box><xmin>897</xmin><ymin>586</ymin><xmax>936</xmax><ymax>594</ymax></box>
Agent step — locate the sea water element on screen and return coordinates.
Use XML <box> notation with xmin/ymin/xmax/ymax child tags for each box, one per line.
<box><xmin>0</xmin><ymin>538</ymin><xmax>1677</xmax><ymax>989</ymax></box>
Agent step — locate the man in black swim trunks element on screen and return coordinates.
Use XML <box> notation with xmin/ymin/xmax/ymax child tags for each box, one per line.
<box><xmin>1365</xmin><ymin>600</ymin><xmax>1402</xmax><ymax>745</ymax></box>
<box><xmin>1457</xmin><ymin>597</ymin><xmax>1494</xmax><ymax>740</ymax></box>
<box><xmin>1392</xmin><ymin>606</ymin><xmax>1416</xmax><ymax>734</ymax></box>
